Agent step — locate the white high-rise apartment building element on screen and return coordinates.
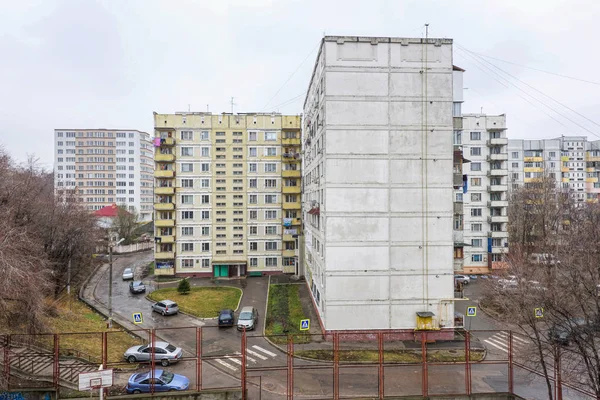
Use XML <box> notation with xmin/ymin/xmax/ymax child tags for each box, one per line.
<box><xmin>458</xmin><ymin>115</ymin><xmax>509</xmax><ymax>274</ymax></box>
<box><xmin>54</xmin><ymin>129</ymin><xmax>154</xmax><ymax>221</ymax></box>
<box><xmin>303</xmin><ymin>36</ymin><xmax>455</xmax><ymax>331</ymax></box>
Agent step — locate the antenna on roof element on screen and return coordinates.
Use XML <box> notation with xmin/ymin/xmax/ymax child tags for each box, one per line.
<box><xmin>230</xmin><ymin>97</ymin><xmax>237</xmax><ymax>114</ymax></box>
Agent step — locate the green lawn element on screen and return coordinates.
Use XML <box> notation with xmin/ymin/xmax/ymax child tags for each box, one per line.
<box><xmin>148</xmin><ymin>287</ymin><xmax>242</xmax><ymax>318</ymax></box>
<box><xmin>265</xmin><ymin>284</ymin><xmax>311</xmax><ymax>344</ymax></box>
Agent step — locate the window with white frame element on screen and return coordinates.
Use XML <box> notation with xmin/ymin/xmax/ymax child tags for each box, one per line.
<box><xmin>266</xmin><ymin>242</ymin><xmax>278</xmax><ymax>251</ymax></box>
<box><xmin>472</xmin><ymin>254</ymin><xmax>483</xmax><ymax>262</ymax></box>
<box><xmin>181</xmin><ymin>195</ymin><xmax>193</xmax><ymax>204</ymax></box>
<box><xmin>182</xmin><ymin>243</ymin><xmax>194</xmax><ymax>252</ymax></box>
<box><xmin>265</xmin><ymin>210</ymin><xmax>277</xmax><ymax>219</ymax></box>
<box><xmin>201</xmin><ymin>211</ymin><xmax>210</xmax><ymax>220</ymax></box>
<box><xmin>182</xmin><ymin>163</ymin><xmax>193</xmax><ymax>172</ymax></box>
<box><xmin>249</xmin><ymin>258</ymin><xmax>258</xmax><ymax>267</ymax></box>
<box><xmin>470</xmin><ymin>147</ymin><xmax>481</xmax><ymax>156</ymax></box>
<box><xmin>201</xmin><ymin>147</ymin><xmax>210</xmax><ymax>157</ymax></box>
<box><xmin>265</xmin><ymin>226</ymin><xmax>277</xmax><ymax>235</ymax></box>
<box><xmin>471</xmin><ymin>208</ymin><xmax>482</xmax><ymax>217</ymax></box>
<box><xmin>202</xmin><ymin>259</ymin><xmax>210</xmax><ymax>268</ymax></box>
<box><xmin>249</xmin><ymin>179</ymin><xmax>257</xmax><ymax>188</ymax></box>
<box><xmin>182</xmin><ymin>179</ymin><xmax>193</xmax><ymax>188</ymax></box>
<box><xmin>265</xmin><ymin>257</ymin><xmax>277</xmax><ymax>267</ymax></box>
<box><xmin>471</xmin><ymin>193</ymin><xmax>481</xmax><ymax>202</ymax></box>
<box><xmin>249</xmin><ymin>210</ymin><xmax>257</xmax><ymax>219</ymax></box>
<box><xmin>471</xmin><ymin>162</ymin><xmax>481</xmax><ymax>171</ymax></box>
<box><xmin>202</xmin><ymin>243</ymin><xmax>210</xmax><ymax>252</ymax></box>
<box><xmin>201</xmin><ymin>195</ymin><xmax>209</xmax><ymax>204</ymax></box>
<box><xmin>181</xmin><ymin>147</ymin><xmax>193</xmax><ymax>156</ymax></box>
<box><xmin>265</xmin><ymin>147</ymin><xmax>277</xmax><ymax>156</ymax></box>
<box><xmin>182</xmin><ymin>227</ymin><xmax>194</xmax><ymax>236</ymax></box>
<box><xmin>470</xmin><ymin>132</ymin><xmax>481</xmax><ymax>141</ymax></box>
<box><xmin>265</xmin><ymin>194</ymin><xmax>277</xmax><ymax>204</ymax></box>
<box><xmin>201</xmin><ymin>179</ymin><xmax>210</xmax><ymax>188</ymax></box>
<box><xmin>249</xmin><ymin>242</ymin><xmax>258</xmax><ymax>251</ymax></box>
<box><xmin>471</xmin><ymin>223</ymin><xmax>482</xmax><ymax>232</ymax></box>
<box><xmin>181</xmin><ymin>259</ymin><xmax>194</xmax><ymax>268</ymax></box>
<box><xmin>181</xmin><ymin>131</ymin><xmax>193</xmax><ymax>140</ymax></box>
<box><xmin>249</xmin><ymin>194</ymin><xmax>257</xmax><ymax>204</ymax></box>
<box><xmin>181</xmin><ymin>211</ymin><xmax>194</xmax><ymax>219</ymax></box>
<box><xmin>265</xmin><ymin>163</ymin><xmax>277</xmax><ymax>173</ymax></box>
<box><xmin>249</xmin><ymin>148</ymin><xmax>257</xmax><ymax>157</ymax></box>
<box><xmin>248</xmin><ymin>163</ymin><xmax>257</xmax><ymax>172</ymax></box>
<box><xmin>471</xmin><ymin>239</ymin><xmax>482</xmax><ymax>247</ymax></box>
<box><xmin>201</xmin><ymin>131</ymin><xmax>209</xmax><ymax>140</ymax></box>
<box><xmin>202</xmin><ymin>226</ymin><xmax>210</xmax><ymax>236</ymax></box>
<box><xmin>249</xmin><ymin>226</ymin><xmax>257</xmax><ymax>235</ymax></box>
<box><xmin>201</xmin><ymin>163</ymin><xmax>210</xmax><ymax>172</ymax></box>
<box><xmin>248</xmin><ymin>132</ymin><xmax>257</xmax><ymax>141</ymax></box>
<box><xmin>265</xmin><ymin>179</ymin><xmax>277</xmax><ymax>188</ymax></box>
<box><xmin>265</xmin><ymin>132</ymin><xmax>277</xmax><ymax>141</ymax></box>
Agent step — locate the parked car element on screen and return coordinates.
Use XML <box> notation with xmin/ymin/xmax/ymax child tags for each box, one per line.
<box><xmin>528</xmin><ymin>280</ymin><xmax>546</xmax><ymax>291</ymax></box>
<box><xmin>129</xmin><ymin>281</ymin><xmax>146</xmax><ymax>294</ymax></box>
<box><xmin>218</xmin><ymin>309</ymin><xmax>235</xmax><ymax>327</ymax></box>
<box><xmin>498</xmin><ymin>275</ymin><xmax>518</xmax><ymax>289</ymax></box>
<box><xmin>151</xmin><ymin>300</ymin><xmax>179</xmax><ymax>316</ymax></box>
<box><xmin>125</xmin><ymin>370</ymin><xmax>189</xmax><ymax>394</ymax></box>
<box><xmin>123</xmin><ymin>341</ymin><xmax>183</xmax><ymax>366</ymax></box>
<box><xmin>548</xmin><ymin>318</ymin><xmax>588</xmax><ymax>346</ymax></box>
<box><xmin>237</xmin><ymin>306</ymin><xmax>259</xmax><ymax>331</ymax></box>
<box><xmin>454</xmin><ymin>275</ymin><xmax>470</xmax><ymax>285</ymax></box>
<box><xmin>122</xmin><ymin>268</ymin><xmax>134</xmax><ymax>280</ymax></box>
<box><xmin>469</xmin><ymin>275</ymin><xmax>478</xmax><ymax>280</ymax></box>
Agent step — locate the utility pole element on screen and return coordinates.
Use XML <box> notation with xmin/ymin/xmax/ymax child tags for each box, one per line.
<box><xmin>108</xmin><ymin>241</ymin><xmax>113</xmax><ymax>328</ymax></box>
<box><xmin>67</xmin><ymin>240</ymin><xmax>72</xmax><ymax>295</ymax></box>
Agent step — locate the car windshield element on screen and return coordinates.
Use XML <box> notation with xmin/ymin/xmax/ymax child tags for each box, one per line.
<box><xmin>220</xmin><ymin>313</ymin><xmax>231</xmax><ymax>320</ymax></box>
<box><xmin>239</xmin><ymin>312</ymin><xmax>252</xmax><ymax>320</ymax></box>
<box><xmin>124</xmin><ymin>269</ymin><xmax>132</xmax><ymax>273</ymax></box>
<box><xmin>166</xmin><ymin>344</ymin><xmax>177</xmax><ymax>352</ymax></box>
<box><xmin>133</xmin><ymin>281</ymin><xmax>142</xmax><ymax>286</ymax></box>
<box><xmin>160</xmin><ymin>371</ymin><xmax>174</xmax><ymax>384</ymax></box>
<box><xmin>138</xmin><ymin>345</ymin><xmax>148</xmax><ymax>352</ymax></box>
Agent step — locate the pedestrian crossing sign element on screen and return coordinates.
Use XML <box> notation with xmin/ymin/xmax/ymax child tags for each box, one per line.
<box><xmin>467</xmin><ymin>306</ymin><xmax>477</xmax><ymax>317</ymax></box>
<box><xmin>534</xmin><ymin>308</ymin><xmax>544</xmax><ymax>318</ymax></box>
<box><xmin>300</xmin><ymin>319</ymin><xmax>310</xmax><ymax>331</ymax></box>
<box><xmin>132</xmin><ymin>312</ymin><xmax>143</xmax><ymax>324</ymax></box>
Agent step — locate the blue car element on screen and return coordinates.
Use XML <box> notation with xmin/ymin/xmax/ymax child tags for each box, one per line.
<box><xmin>126</xmin><ymin>370</ymin><xmax>189</xmax><ymax>394</ymax></box>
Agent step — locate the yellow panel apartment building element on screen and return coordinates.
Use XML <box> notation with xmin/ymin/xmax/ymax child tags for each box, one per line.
<box><xmin>153</xmin><ymin>112</ymin><xmax>302</xmax><ymax>277</ymax></box>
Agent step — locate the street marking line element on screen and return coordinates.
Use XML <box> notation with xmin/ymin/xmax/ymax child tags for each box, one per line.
<box><xmin>247</xmin><ymin>349</ymin><xmax>268</xmax><ymax>360</ymax></box>
<box><xmin>484</xmin><ymin>339</ymin><xmax>508</xmax><ymax>353</ymax></box>
<box><xmin>485</xmin><ymin>337</ymin><xmax>509</xmax><ymax>349</ymax></box>
<box><xmin>224</xmin><ymin>356</ymin><xmax>243</xmax><ymax>365</ymax></box>
<box><xmin>252</xmin><ymin>345</ymin><xmax>277</xmax><ymax>357</ymax></box>
<box><xmin>512</xmin><ymin>335</ymin><xmax>531</xmax><ymax>344</ymax></box>
<box><xmin>235</xmin><ymin>352</ymin><xmax>257</xmax><ymax>363</ymax></box>
<box><xmin>495</xmin><ymin>331</ymin><xmax>531</xmax><ymax>345</ymax></box>
<box><xmin>215</xmin><ymin>358</ymin><xmax>238</xmax><ymax>371</ymax></box>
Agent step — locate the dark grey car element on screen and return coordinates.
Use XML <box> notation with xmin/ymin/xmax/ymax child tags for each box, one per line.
<box><xmin>129</xmin><ymin>281</ymin><xmax>146</xmax><ymax>294</ymax></box>
<box><xmin>151</xmin><ymin>300</ymin><xmax>179</xmax><ymax>316</ymax></box>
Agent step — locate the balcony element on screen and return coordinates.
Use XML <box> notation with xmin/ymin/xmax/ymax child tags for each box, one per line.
<box><xmin>486</xmin><ymin>138</ymin><xmax>508</xmax><ymax>146</ymax></box>
<box><xmin>587</xmin><ymin>154</ymin><xmax>600</xmax><ymax>162</ymax></box>
<box><xmin>155</xmin><ymin>202</ymin><xmax>175</xmax><ymax>211</ymax></box>
<box><xmin>155</xmin><ymin>153</ymin><xmax>175</xmax><ymax>162</ymax></box>
<box><xmin>282</xmin><ymin>170</ymin><xmax>301</xmax><ymax>178</ymax></box>
<box><xmin>453</xmin><ymin>230</ymin><xmax>464</xmax><ymax>244</ymax></box>
<box><xmin>487</xmin><ymin>184</ymin><xmax>508</xmax><ymax>192</ymax></box>
<box><xmin>282</xmin><ymin>138</ymin><xmax>301</xmax><ymax>146</ymax></box>
<box><xmin>453</xmin><ymin>173</ymin><xmax>464</xmax><ymax>188</ymax></box>
<box><xmin>283</xmin><ymin>186</ymin><xmax>301</xmax><ymax>194</ymax></box>
<box><xmin>487</xmin><ymin>153</ymin><xmax>508</xmax><ymax>161</ymax></box>
<box><xmin>453</xmin><ymin>117</ymin><xmax>463</xmax><ymax>130</ymax></box>
<box><xmin>488</xmin><ymin>215</ymin><xmax>509</xmax><ymax>223</ymax></box>
<box><xmin>155</xmin><ymin>235</ymin><xmax>175</xmax><ymax>244</ymax></box>
<box><xmin>490</xmin><ymin>231</ymin><xmax>509</xmax><ymax>238</ymax></box>
<box><xmin>155</xmin><ymin>219</ymin><xmax>175</xmax><ymax>227</ymax></box>
<box><xmin>155</xmin><ymin>251</ymin><xmax>175</xmax><ymax>259</ymax></box>
<box><xmin>282</xmin><ymin>153</ymin><xmax>300</xmax><ymax>160</ymax></box>
<box><xmin>587</xmin><ymin>177</ymin><xmax>598</xmax><ymax>183</ymax></box>
<box><xmin>487</xmin><ymin>169</ymin><xmax>508</xmax><ymax>177</ymax></box>
<box><xmin>160</xmin><ymin>137</ymin><xmax>175</xmax><ymax>146</ymax></box>
<box><xmin>491</xmin><ymin>246</ymin><xmax>508</xmax><ymax>254</ymax></box>
<box><xmin>155</xmin><ymin>170</ymin><xmax>175</xmax><ymax>178</ymax></box>
<box><xmin>524</xmin><ymin>167</ymin><xmax>544</xmax><ymax>173</ymax></box>
<box><xmin>453</xmin><ymin>202</ymin><xmax>463</xmax><ymax>215</ymax></box>
<box><xmin>283</xmin><ymin>250</ymin><xmax>296</xmax><ymax>258</ymax></box>
<box><xmin>283</xmin><ymin>201</ymin><xmax>301</xmax><ymax>210</ymax></box>
<box><xmin>524</xmin><ymin>156</ymin><xmax>543</xmax><ymax>162</ymax></box>
<box><xmin>561</xmin><ymin>156</ymin><xmax>570</xmax><ymax>162</ymax></box>
<box><xmin>561</xmin><ymin>166</ymin><xmax>569</xmax><ymax>172</ymax></box>
<box><xmin>283</xmin><ymin>218</ymin><xmax>302</xmax><ymax>227</ymax></box>
<box><xmin>155</xmin><ymin>187</ymin><xmax>175</xmax><ymax>195</ymax></box>
<box><xmin>488</xmin><ymin>200</ymin><xmax>509</xmax><ymax>207</ymax></box>
<box><xmin>155</xmin><ymin>267</ymin><xmax>175</xmax><ymax>276</ymax></box>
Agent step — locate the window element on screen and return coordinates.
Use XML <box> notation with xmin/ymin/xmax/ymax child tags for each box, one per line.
<box><xmin>250</xmin><ymin>258</ymin><xmax>258</xmax><ymax>267</ymax></box>
<box><xmin>471</xmin><ymin>223</ymin><xmax>482</xmax><ymax>232</ymax></box>
<box><xmin>182</xmin><ymin>163</ymin><xmax>193</xmax><ymax>172</ymax></box>
<box><xmin>470</xmin><ymin>132</ymin><xmax>481</xmax><ymax>141</ymax></box>
<box><xmin>471</xmin><ymin>239</ymin><xmax>482</xmax><ymax>247</ymax></box>
<box><xmin>201</xmin><ymin>211</ymin><xmax>210</xmax><ymax>220</ymax></box>
<box><xmin>455</xmin><ymin>193</ymin><xmax>463</xmax><ymax>201</ymax></box>
<box><xmin>511</xmin><ymin>152</ymin><xmax>519</xmax><ymax>158</ymax></box>
<box><xmin>471</xmin><ymin>193</ymin><xmax>481</xmax><ymax>202</ymax></box>
<box><xmin>182</xmin><ymin>179</ymin><xmax>193</xmax><ymax>188</ymax></box>
<box><xmin>265</xmin><ymin>194</ymin><xmax>277</xmax><ymax>204</ymax></box>
<box><xmin>265</xmin><ymin>226</ymin><xmax>277</xmax><ymax>235</ymax></box>
<box><xmin>265</xmin><ymin>163</ymin><xmax>277</xmax><ymax>173</ymax></box>
<box><xmin>249</xmin><ymin>226</ymin><xmax>258</xmax><ymax>235</ymax></box>
<box><xmin>249</xmin><ymin>242</ymin><xmax>258</xmax><ymax>251</ymax></box>
<box><xmin>511</xmin><ymin>162</ymin><xmax>519</xmax><ymax>168</ymax></box>
<box><xmin>265</xmin><ymin>179</ymin><xmax>277</xmax><ymax>188</ymax></box>
<box><xmin>201</xmin><ymin>179</ymin><xmax>210</xmax><ymax>188</ymax></box>
<box><xmin>182</xmin><ymin>211</ymin><xmax>194</xmax><ymax>219</ymax></box>
<box><xmin>249</xmin><ymin>179</ymin><xmax>257</xmax><ymax>188</ymax></box>
<box><xmin>249</xmin><ymin>210</ymin><xmax>257</xmax><ymax>219</ymax></box>
<box><xmin>471</xmin><ymin>178</ymin><xmax>482</xmax><ymax>186</ymax></box>
<box><xmin>265</xmin><ymin>258</ymin><xmax>277</xmax><ymax>267</ymax></box>
<box><xmin>471</xmin><ymin>162</ymin><xmax>481</xmax><ymax>171</ymax></box>
<box><xmin>181</xmin><ymin>259</ymin><xmax>194</xmax><ymax>268</ymax></box>
<box><xmin>182</xmin><ymin>227</ymin><xmax>193</xmax><ymax>236</ymax></box>
<box><xmin>512</xmin><ymin>173</ymin><xmax>519</xmax><ymax>180</ymax></box>
<box><xmin>266</xmin><ymin>147</ymin><xmax>277</xmax><ymax>156</ymax></box>
<box><xmin>181</xmin><ymin>195</ymin><xmax>193</xmax><ymax>204</ymax></box>
<box><xmin>249</xmin><ymin>132</ymin><xmax>257</xmax><ymax>141</ymax></box>
<box><xmin>249</xmin><ymin>148</ymin><xmax>257</xmax><ymax>157</ymax></box>
<box><xmin>266</xmin><ymin>242</ymin><xmax>278</xmax><ymax>251</ymax></box>
<box><xmin>181</xmin><ymin>147</ymin><xmax>193</xmax><ymax>156</ymax></box>
<box><xmin>201</xmin><ymin>163</ymin><xmax>210</xmax><ymax>172</ymax></box>
<box><xmin>202</xmin><ymin>243</ymin><xmax>210</xmax><ymax>252</ymax></box>
<box><xmin>265</xmin><ymin>210</ymin><xmax>277</xmax><ymax>219</ymax></box>
<box><xmin>202</xmin><ymin>226</ymin><xmax>210</xmax><ymax>236</ymax></box>
<box><xmin>471</xmin><ymin>254</ymin><xmax>483</xmax><ymax>262</ymax></box>
<box><xmin>182</xmin><ymin>243</ymin><xmax>194</xmax><ymax>252</ymax></box>
<box><xmin>201</xmin><ymin>147</ymin><xmax>210</xmax><ymax>157</ymax></box>
<box><xmin>249</xmin><ymin>163</ymin><xmax>257</xmax><ymax>172</ymax></box>
<box><xmin>471</xmin><ymin>208</ymin><xmax>482</xmax><ymax>217</ymax></box>
<box><xmin>249</xmin><ymin>194</ymin><xmax>257</xmax><ymax>204</ymax></box>
<box><xmin>181</xmin><ymin>131</ymin><xmax>193</xmax><ymax>140</ymax></box>
<box><xmin>549</xmin><ymin>151</ymin><xmax>556</xmax><ymax>158</ymax></box>
<box><xmin>265</xmin><ymin>132</ymin><xmax>277</xmax><ymax>141</ymax></box>
<box><xmin>470</xmin><ymin>147</ymin><xmax>481</xmax><ymax>156</ymax></box>
<box><xmin>201</xmin><ymin>259</ymin><xmax>210</xmax><ymax>268</ymax></box>
<box><xmin>201</xmin><ymin>195</ymin><xmax>210</xmax><ymax>204</ymax></box>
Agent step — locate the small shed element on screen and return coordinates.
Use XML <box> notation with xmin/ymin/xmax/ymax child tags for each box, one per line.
<box><xmin>415</xmin><ymin>311</ymin><xmax>439</xmax><ymax>331</ymax></box>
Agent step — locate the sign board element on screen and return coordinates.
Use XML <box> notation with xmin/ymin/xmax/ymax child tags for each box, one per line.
<box><xmin>534</xmin><ymin>308</ymin><xmax>544</xmax><ymax>318</ymax></box>
<box><xmin>132</xmin><ymin>312</ymin><xmax>143</xmax><ymax>324</ymax></box>
<box><xmin>78</xmin><ymin>369</ymin><xmax>113</xmax><ymax>391</ymax></box>
<box><xmin>466</xmin><ymin>306</ymin><xmax>477</xmax><ymax>317</ymax></box>
<box><xmin>300</xmin><ymin>319</ymin><xmax>310</xmax><ymax>331</ymax></box>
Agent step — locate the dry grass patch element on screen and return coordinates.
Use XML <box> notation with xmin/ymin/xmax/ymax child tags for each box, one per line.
<box><xmin>148</xmin><ymin>286</ymin><xmax>242</xmax><ymax>318</ymax></box>
<box><xmin>295</xmin><ymin>349</ymin><xmax>486</xmax><ymax>363</ymax></box>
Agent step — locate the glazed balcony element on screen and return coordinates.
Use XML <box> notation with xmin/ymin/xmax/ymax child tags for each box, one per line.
<box><xmin>154</xmin><ymin>170</ymin><xmax>175</xmax><ymax>178</ymax></box>
<box><xmin>282</xmin><ymin>138</ymin><xmax>301</xmax><ymax>146</ymax></box>
<box><xmin>283</xmin><ymin>186</ymin><xmax>301</xmax><ymax>194</ymax></box>
<box><xmin>155</xmin><ymin>187</ymin><xmax>175</xmax><ymax>195</ymax></box>
<box><xmin>282</xmin><ymin>170</ymin><xmax>301</xmax><ymax>178</ymax></box>
<box><xmin>155</xmin><ymin>251</ymin><xmax>175</xmax><ymax>259</ymax></box>
<box><xmin>486</xmin><ymin>138</ymin><xmax>508</xmax><ymax>146</ymax></box>
<box><xmin>155</xmin><ymin>235</ymin><xmax>175</xmax><ymax>244</ymax></box>
<box><xmin>155</xmin><ymin>153</ymin><xmax>175</xmax><ymax>162</ymax></box>
<box><xmin>155</xmin><ymin>219</ymin><xmax>175</xmax><ymax>228</ymax></box>
<box><xmin>283</xmin><ymin>201</ymin><xmax>301</xmax><ymax>210</ymax></box>
<box><xmin>155</xmin><ymin>202</ymin><xmax>175</xmax><ymax>211</ymax></box>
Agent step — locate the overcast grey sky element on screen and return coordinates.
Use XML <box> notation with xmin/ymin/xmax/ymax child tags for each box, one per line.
<box><xmin>2</xmin><ymin>0</ymin><xmax>599</xmax><ymax>168</ymax></box>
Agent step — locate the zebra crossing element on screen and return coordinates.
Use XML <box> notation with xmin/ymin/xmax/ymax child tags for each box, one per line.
<box><xmin>212</xmin><ymin>345</ymin><xmax>277</xmax><ymax>372</ymax></box>
<box><xmin>483</xmin><ymin>331</ymin><xmax>530</xmax><ymax>353</ymax></box>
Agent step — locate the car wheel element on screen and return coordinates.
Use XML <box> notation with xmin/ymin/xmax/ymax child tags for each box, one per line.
<box><xmin>133</xmin><ymin>389</ymin><xmax>141</xmax><ymax>394</ymax></box>
<box><xmin>162</xmin><ymin>310</ymin><xmax>166</xmax><ymax>316</ymax></box>
<box><xmin>127</xmin><ymin>355</ymin><xmax>137</xmax><ymax>363</ymax></box>
<box><xmin>161</xmin><ymin>359</ymin><xmax>169</xmax><ymax>367</ymax></box>
<box><xmin>168</xmin><ymin>389</ymin><xmax>176</xmax><ymax>392</ymax></box>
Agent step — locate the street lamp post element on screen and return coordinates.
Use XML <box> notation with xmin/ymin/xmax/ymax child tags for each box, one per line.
<box><xmin>108</xmin><ymin>237</ymin><xmax>124</xmax><ymax>329</ymax></box>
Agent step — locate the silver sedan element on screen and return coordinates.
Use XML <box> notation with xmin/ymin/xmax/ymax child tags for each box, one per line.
<box><xmin>123</xmin><ymin>341</ymin><xmax>183</xmax><ymax>366</ymax></box>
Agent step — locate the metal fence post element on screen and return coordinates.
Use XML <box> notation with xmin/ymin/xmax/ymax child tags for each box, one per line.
<box><xmin>196</xmin><ymin>327</ymin><xmax>202</xmax><ymax>391</ymax></box>
<box><xmin>3</xmin><ymin>335</ymin><xmax>10</xmax><ymax>389</ymax></box>
<box><xmin>421</xmin><ymin>332</ymin><xmax>428</xmax><ymax>397</ymax></box>
<box><xmin>378</xmin><ymin>332</ymin><xmax>384</xmax><ymax>399</ymax></box>
<box><xmin>333</xmin><ymin>332</ymin><xmax>340</xmax><ymax>400</ymax></box>
<box><xmin>150</xmin><ymin>329</ymin><xmax>155</xmax><ymax>395</ymax></box>
<box><xmin>465</xmin><ymin>330</ymin><xmax>471</xmax><ymax>395</ymax></box>
<box><xmin>53</xmin><ymin>334</ymin><xmax>60</xmax><ymax>391</ymax></box>
<box><xmin>508</xmin><ymin>331</ymin><xmax>514</xmax><ymax>395</ymax></box>
<box><xmin>241</xmin><ymin>328</ymin><xmax>247</xmax><ymax>400</ymax></box>
<box><xmin>556</xmin><ymin>346</ymin><xmax>563</xmax><ymax>400</ymax></box>
<box><xmin>102</xmin><ymin>332</ymin><xmax>108</xmax><ymax>368</ymax></box>
<box><xmin>287</xmin><ymin>334</ymin><xmax>294</xmax><ymax>400</ymax></box>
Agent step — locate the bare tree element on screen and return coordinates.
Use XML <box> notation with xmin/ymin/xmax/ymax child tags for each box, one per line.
<box><xmin>113</xmin><ymin>205</ymin><xmax>139</xmax><ymax>245</ymax></box>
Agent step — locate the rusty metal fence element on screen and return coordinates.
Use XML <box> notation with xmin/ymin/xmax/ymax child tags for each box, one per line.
<box><xmin>1</xmin><ymin>328</ymin><xmax>597</xmax><ymax>399</ymax></box>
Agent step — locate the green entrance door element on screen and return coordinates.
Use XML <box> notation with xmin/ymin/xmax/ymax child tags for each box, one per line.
<box><xmin>213</xmin><ymin>265</ymin><xmax>229</xmax><ymax>277</ymax></box>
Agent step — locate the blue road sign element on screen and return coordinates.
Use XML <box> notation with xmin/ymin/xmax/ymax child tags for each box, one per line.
<box><xmin>467</xmin><ymin>306</ymin><xmax>477</xmax><ymax>317</ymax></box>
<box><xmin>132</xmin><ymin>312</ymin><xmax>143</xmax><ymax>324</ymax></box>
<box><xmin>534</xmin><ymin>308</ymin><xmax>544</xmax><ymax>318</ymax></box>
<box><xmin>300</xmin><ymin>319</ymin><xmax>310</xmax><ymax>331</ymax></box>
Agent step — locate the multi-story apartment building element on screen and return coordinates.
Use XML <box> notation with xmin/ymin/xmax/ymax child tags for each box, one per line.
<box><xmin>452</xmin><ymin>66</ymin><xmax>467</xmax><ymax>273</ymax></box>
<box><xmin>458</xmin><ymin>115</ymin><xmax>509</xmax><ymax>274</ymax></box>
<box><xmin>53</xmin><ymin>129</ymin><xmax>154</xmax><ymax>221</ymax></box>
<box><xmin>302</xmin><ymin>36</ymin><xmax>456</xmax><ymax>331</ymax></box>
<box><xmin>152</xmin><ymin>112</ymin><xmax>302</xmax><ymax>277</ymax></box>
<box><xmin>508</xmin><ymin>136</ymin><xmax>600</xmax><ymax>204</ymax></box>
